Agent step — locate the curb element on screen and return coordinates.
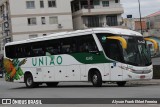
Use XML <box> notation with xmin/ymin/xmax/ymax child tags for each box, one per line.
<box><xmin>128</xmin><ymin>80</ymin><xmax>160</xmax><ymax>85</ymax></box>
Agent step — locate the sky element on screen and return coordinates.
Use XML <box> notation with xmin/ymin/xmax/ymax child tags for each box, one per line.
<box><xmin>121</xmin><ymin>0</ymin><xmax>160</xmax><ymax>18</ymax></box>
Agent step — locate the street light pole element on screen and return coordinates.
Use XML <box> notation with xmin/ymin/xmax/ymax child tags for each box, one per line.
<box><xmin>138</xmin><ymin>0</ymin><xmax>143</xmax><ymax>34</ymax></box>
<box><xmin>87</xmin><ymin>0</ymin><xmax>91</xmax><ymax>13</ymax></box>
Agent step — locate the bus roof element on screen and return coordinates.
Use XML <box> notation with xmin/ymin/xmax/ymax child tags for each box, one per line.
<box><xmin>5</xmin><ymin>27</ymin><xmax>142</xmax><ymax>46</ymax></box>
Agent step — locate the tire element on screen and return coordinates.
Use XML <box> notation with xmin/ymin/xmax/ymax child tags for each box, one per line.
<box><xmin>46</xmin><ymin>82</ymin><xmax>59</xmax><ymax>87</ymax></box>
<box><xmin>25</xmin><ymin>74</ymin><xmax>38</xmax><ymax>88</ymax></box>
<box><xmin>91</xmin><ymin>71</ymin><xmax>102</xmax><ymax>87</ymax></box>
<box><xmin>117</xmin><ymin>81</ymin><xmax>126</xmax><ymax>87</ymax></box>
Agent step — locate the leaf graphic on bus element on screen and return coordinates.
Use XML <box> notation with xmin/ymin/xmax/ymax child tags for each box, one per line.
<box><xmin>3</xmin><ymin>58</ymin><xmax>27</xmax><ymax>81</ymax></box>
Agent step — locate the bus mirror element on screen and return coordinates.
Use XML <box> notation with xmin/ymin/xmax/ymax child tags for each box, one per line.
<box><xmin>107</xmin><ymin>36</ymin><xmax>127</xmax><ymax>49</ymax></box>
<box><xmin>144</xmin><ymin>38</ymin><xmax>159</xmax><ymax>53</ymax></box>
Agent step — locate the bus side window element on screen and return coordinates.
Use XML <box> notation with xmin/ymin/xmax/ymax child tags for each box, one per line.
<box><xmin>105</xmin><ymin>39</ymin><xmax>123</xmax><ymax>62</ymax></box>
<box><xmin>60</xmin><ymin>38</ymin><xmax>72</xmax><ymax>54</ymax></box>
<box><xmin>70</xmin><ymin>43</ymin><xmax>77</xmax><ymax>53</ymax></box>
<box><xmin>45</xmin><ymin>39</ymin><xmax>60</xmax><ymax>55</ymax></box>
<box><xmin>5</xmin><ymin>46</ymin><xmax>14</xmax><ymax>58</ymax></box>
<box><xmin>77</xmin><ymin>34</ymin><xmax>98</xmax><ymax>53</ymax></box>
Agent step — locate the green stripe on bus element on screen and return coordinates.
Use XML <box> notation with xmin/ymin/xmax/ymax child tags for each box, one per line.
<box><xmin>70</xmin><ymin>51</ymin><xmax>113</xmax><ymax>64</ymax></box>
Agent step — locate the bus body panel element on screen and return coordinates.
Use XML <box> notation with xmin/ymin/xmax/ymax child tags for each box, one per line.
<box><xmin>109</xmin><ymin>63</ymin><xmax>123</xmax><ymax>81</ymax></box>
<box><xmin>42</xmin><ymin>67</ymin><xmax>55</xmax><ymax>82</ymax></box>
<box><xmin>4</xmin><ymin>28</ymin><xmax>153</xmax><ymax>85</ymax></box>
<box><xmin>85</xmin><ymin>64</ymin><xmax>105</xmax><ymax>80</ymax></box>
<box><xmin>122</xmin><ymin>64</ymin><xmax>153</xmax><ymax>81</ymax></box>
<box><xmin>80</xmin><ymin>64</ymin><xmax>87</xmax><ymax>81</ymax></box>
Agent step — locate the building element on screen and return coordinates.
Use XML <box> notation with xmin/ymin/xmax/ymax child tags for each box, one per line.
<box><xmin>0</xmin><ymin>0</ymin><xmax>124</xmax><ymax>55</ymax></box>
<box><xmin>123</xmin><ymin>18</ymin><xmax>147</xmax><ymax>34</ymax></box>
<box><xmin>71</xmin><ymin>0</ymin><xmax>124</xmax><ymax>30</ymax></box>
<box><xmin>0</xmin><ymin>0</ymin><xmax>73</xmax><ymax>55</ymax></box>
<box><xmin>146</xmin><ymin>11</ymin><xmax>160</xmax><ymax>37</ymax></box>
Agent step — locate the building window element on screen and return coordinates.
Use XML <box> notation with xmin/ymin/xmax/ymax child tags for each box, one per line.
<box><xmin>28</xmin><ymin>18</ymin><xmax>37</xmax><ymax>25</ymax></box>
<box><xmin>106</xmin><ymin>15</ymin><xmax>118</xmax><ymax>26</ymax></box>
<box><xmin>29</xmin><ymin>34</ymin><xmax>38</xmax><ymax>38</ymax></box>
<box><xmin>85</xmin><ymin>16</ymin><xmax>101</xmax><ymax>27</ymax></box>
<box><xmin>26</xmin><ymin>1</ymin><xmax>35</xmax><ymax>9</ymax></box>
<box><xmin>115</xmin><ymin>0</ymin><xmax>119</xmax><ymax>3</ymax></box>
<box><xmin>48</xmin><ymin>0</ymin><xmax>56</xmax><ymax>7</ymax></box>
<box><xmin>102</xmin><ymin>1</ymin><xmax>109</xmax><ymax>7</ymax></box>
<box><xmin>49</xmin><ymin>16</ymin><xmax>58</xmax><ymax>24</ymax></box>
<box><xmin>40</xmin><ymin>0</ymin><xmax>44</xmax><ymax>8</ymax></box>
<box><xmin>93</xmin><ymin>0</ymin><xmax>100</xmax><ymax>5</ymax></box>
<box><xmin>41</xmin><ymin>17</ymin><xmax>46</xmax><ymax>25</ymax></box>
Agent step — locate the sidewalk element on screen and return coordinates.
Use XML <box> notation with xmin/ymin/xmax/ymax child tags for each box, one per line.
<box><xmin>0</xmin><ymin>77</ymin><xmax>4</xmax><ymax>81</ymax></box>
<box><xmin>128</xmin><ymin>79</ymin><xmax>160</xmax><ymax>85</ymax></box>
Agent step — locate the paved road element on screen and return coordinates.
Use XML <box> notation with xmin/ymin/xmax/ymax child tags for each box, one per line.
<box><xmin>0</xmin><ymin>78</ymin><xmax>160</xmax><ymax>98</ymax></box>
<box><xmin>0</xmin><ymin>78</ymin><xmax>160</xmax><ymax>107</ymax></box>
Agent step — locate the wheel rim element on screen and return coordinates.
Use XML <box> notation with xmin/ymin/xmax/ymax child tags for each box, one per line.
<box><xmin>27</xmin><ymin>77</ymin><xmax>32</xmax><ymax>86</ymax></box>
<box><xmin>92</xmin><ymin>74</ymin><xmax>98</xmax><ymax>84</ymax></box>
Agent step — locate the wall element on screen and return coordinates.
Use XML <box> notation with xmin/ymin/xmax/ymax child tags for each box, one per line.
<box><xmin>11</xmin><ymin>15</ymin><xmax>73</xmax><ymax>34</ymax></box>
<box><xmin>9</xmin><ymin>0</ymin><xmax>72</xmax><ymax>15</ymax></box>
<box><xmin>9</xmin><ymin>0</ymin><xmax>73</xmax><ymax>41</ymax></box>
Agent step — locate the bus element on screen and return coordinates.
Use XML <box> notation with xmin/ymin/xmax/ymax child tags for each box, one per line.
<box><xmin>3</xmin><ymin>28</ymin><xmax>155</xmax><ymax>88</ymax></box>
<box><xmin>144</xmin><ymin>36</ymin><xmax>160</xmax><ymax>57</ymax></box>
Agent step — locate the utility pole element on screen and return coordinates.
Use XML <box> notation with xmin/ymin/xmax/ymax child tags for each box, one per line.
<box><xmin>138</xmin><ymin>0</ymin><xmax>143</xmax><ymax>34</ymax></box>
<box><xmin>87</xmin><ymin>0</ymin><xmax>91</xmax><ymax>13</ymax></box>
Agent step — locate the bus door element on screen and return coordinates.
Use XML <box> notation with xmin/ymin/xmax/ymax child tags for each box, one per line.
<box><xmin>105</xmin><ymin>39</ymin><xmax>123</xmax><ymax>81</ymax></box>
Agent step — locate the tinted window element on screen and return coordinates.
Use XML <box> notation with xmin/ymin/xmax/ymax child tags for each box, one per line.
<box><xmin>97</xmin><ymin>33</ymin><xmax>124</xmax><ymax>62</ymax></box>
<box><xmin>5</xmin><ymin>34</ymin><xmax>98</xmax><ymax>58</ymax></box>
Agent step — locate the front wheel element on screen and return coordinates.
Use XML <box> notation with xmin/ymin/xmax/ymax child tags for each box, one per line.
<box><xmin>25</xmin><ymin>74</ymin><xmax>38</xmax><ymax>88</ymax></box>
<box><xmin>117</xmin><ymin>81</ymin><xmax>126</xmax><ymax>87</ymax></box>
<box><xmin>91</xmin><ymin>71</ymin><xmax>102</xmax><ymax>87</ymax></box>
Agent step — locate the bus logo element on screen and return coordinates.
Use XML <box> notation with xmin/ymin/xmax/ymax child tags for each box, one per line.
<box><xmin>32</xmin><ymin>55</ymin><xmax>63</xmax><ymax>66</ymax></box>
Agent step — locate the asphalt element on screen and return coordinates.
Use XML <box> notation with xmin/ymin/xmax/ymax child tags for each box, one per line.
<box><xmin>0</xmin><ymin>77</ymin><xmax>160</xmax><ymax>85</ymax></box>
<box><xmin>128</xmin><ymin>79</ymin><xmax>160</xmax><ymax>85</ymax></box>
<box><xmin>0</xmin><ymin>78</ymin><xmax>160</xmax><ymax>107</ymax></box>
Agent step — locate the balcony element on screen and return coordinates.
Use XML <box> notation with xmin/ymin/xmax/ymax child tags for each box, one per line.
<box><xmin>72</xmin><ymin>4</ymin><xmax>124</xmax><ymax>17</ymax></box>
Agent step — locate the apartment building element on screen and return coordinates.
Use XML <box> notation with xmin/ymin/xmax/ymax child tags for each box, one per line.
<box><xmin>146</xmin><ymin>11</ymin><xmax>160</xmax><ymax>37</ymax></box>
<box><xmin>0</xmin><ymin>0</ymin><xmax>73</xmax><ymax>54</ymax></box>
<box><xmin>71</xmin><ymin>0</ymin><xmax>124</xmax><ymax>30</ymax></box>
<box><xmin>123</xmin><ymin>18</ymin><xmax>147</xmax><ymax>34</ymax></box>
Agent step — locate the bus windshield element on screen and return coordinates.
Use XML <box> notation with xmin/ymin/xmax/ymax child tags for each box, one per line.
<box><xmin>97</xmin><ymin>33</ymin><xmax>152</xmax><ymax>66</ymax></box>
<box><xmin>123</xmin><ymin>36</ymin><xmax>152</xmax><ymax>66</ymax></box>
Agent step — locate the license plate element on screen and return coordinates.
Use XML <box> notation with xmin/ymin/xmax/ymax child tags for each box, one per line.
<box><xmin>140</xmin><ymin>75</ymin><xmax>145</xmax><ymax>79</ymax></box>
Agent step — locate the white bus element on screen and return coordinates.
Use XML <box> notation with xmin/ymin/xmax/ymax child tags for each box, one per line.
<box><xmin>4</xmin><ymin>28</ymin><xmax>155</xmax><ymax>88</ymax></box>
<box><xmin>145</xmin><ymin>36</ymin><xmax>160</xmax><ymax>57</ymax></box>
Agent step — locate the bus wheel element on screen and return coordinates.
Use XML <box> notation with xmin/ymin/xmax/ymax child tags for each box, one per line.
<box><xmin>117</xmin><ymin>81</ymin><xmax>126</xmax><ymax>87</ymax></box>
<box><xmin>91</xmin><ymin>71</ymin><xmax>102</xmax><ymax>87</ymax></box>
<box><xmin>25</xmin><ymin>74</ymin><xmax>38</xmax><ymax>88</ymax></box>
<box><xmin>46</xmin><ymin>82</ymin><xmax>59</xmax><ymax>87</ymax></box>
